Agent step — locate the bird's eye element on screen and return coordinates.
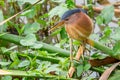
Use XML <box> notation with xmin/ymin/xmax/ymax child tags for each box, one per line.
<box><xmin>65</xmin><ymin>18</ymin><xmax>69</xmax><ymax>21</ymax></box>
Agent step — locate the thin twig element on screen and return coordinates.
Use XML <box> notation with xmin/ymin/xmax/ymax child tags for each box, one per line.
<box><xmin>0</xmin><ymin>0</ymin><xmax>42</xmax><ymax>26</ymax></box>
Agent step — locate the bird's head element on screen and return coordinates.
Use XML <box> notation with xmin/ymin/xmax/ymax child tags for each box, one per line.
<box><xmin>49</xmin><ymin>8</ymin><xmax>88</xmax><ymax>32</ymax></box>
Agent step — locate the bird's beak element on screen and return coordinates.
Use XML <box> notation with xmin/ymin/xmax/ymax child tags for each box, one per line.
<box><xmin>49</xmin><ymin>20</ymin><xmax>65</xmax><ymax>32</ymax></box>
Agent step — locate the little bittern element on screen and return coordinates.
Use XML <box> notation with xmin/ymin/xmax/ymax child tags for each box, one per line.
<box><xmin>50</xmin><ymin>8</ymin><xmax>93</xmax><ymax>41</ymax></box>
<box><xmin>49</xmin><ymin>8</ymin><xmax>93</xmax><ymax>77</ymax></box>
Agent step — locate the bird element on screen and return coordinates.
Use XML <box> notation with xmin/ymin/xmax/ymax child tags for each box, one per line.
<box><xmin>49</xmin><ymin>8</ymin><xmax>93</xmax><ymax>77</ymax></box>
<box><xmin>49</xmin><ymin>8</ymin><xmax>93</xmax><ymax>41</ymax></box>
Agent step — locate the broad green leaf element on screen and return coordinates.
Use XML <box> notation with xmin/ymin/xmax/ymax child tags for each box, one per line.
<box><xmin>21</xmin><ymin>8</ymin><xmax>36</xmax><ymax>18</ymax></box>
<box><xmin>37</xmin><ymin>19</ymin><xmax>46</xmax><ymax>28</ymax></box>
<box><xmin>18</xmin><ymin>60</ymin><xmax>30</xmax><ymax>68</ymax></box>
<box><xmin>111</xmin><ymin>27</ymin><xmax>120</xmax><ymax>41</ymax></box>
<box><xmin>49</xmin><ymin>4</ymin><xmax>68</xmax><ymax>19</ymax></box>
<box><xmin>73</xmin><ymin>40</ymin><xmax>81</xmax><ymax>46</ymax></box>
<box><xmin>20</xmin><ymin>34</ymin><xmax>37</xmax><ymax>46</ymax></box>
<box><xmin>77</xmin><ymin>65</ymin><xmax>83</xmax><ymax>77</ymax></box>
<box><xmin>0</xmin><ymin>62</ymin><xmax>11</xmax><ymax>66</ymax></box>
<box><xmin>84</xmin><ymin>63</ymin><xmax>91</xmax><ymax>71</ymax></box>
<box><xmin>112</xmin><ymin>41</ymin><xmax>120</xmax><ymax>58</ymax></box>
<box><xmin>24</xmin><ymin>22</ymin><xmax>40</xmax><ymax>35</ymax></box>
<box><xmin>113</xmin><ymin>41</ymin><xmax>120</xmax><ymax>53</ymax></box>
<box><xmin>10</xmin><ymin>52</ymin><xmax>19</xmax><ymax>61</ymax></box>
<box><xmin>50</xmin><ymin>29</ymin><xmax>61</xmax><ymax>36</ymax></box>
<box><xmin>30</xmin><ymin>42</ymin><xmax>43</xmax><ymax>49</ymax></box>
<box><xmin>102</xmin><ymin>6</ymin><xmax>114</xmax><ymax>24</ymax></box>
<box><xmin>100</xmin><ymin>27</ymin><xmax>112</xmax><ymax>44</ymax></box>
<box><xmin>45</xmin><ymin>64</ymin><xmax>60</xmax><ymax>74</ymax></box>
<box><xmin>1</xmin><ymin>76</ymin><xmax>12</xmax><ymax>80</ymax></box>
<box><xmin>96</xmin><ymin>6</ymin><xmax>114</xmax><ymax>25</ymax></box>
<box><xmin>60</xmin><ymin>28</ymin><xmax>68</xmax><ymax>39</ymax></box>
<box><xmin>91</xmin><ymin>53</ymin><xmax>108</xmax><ymax>59</ymax></box>
<box><xmin>66</xmin><ymin>0</ymin><xmax>75</xmax><ymax>8</ymax></box>
<box><xmin>96</xmin><ymin>16</ymin><xmax>104</xmax><ymax>25</ymax></box>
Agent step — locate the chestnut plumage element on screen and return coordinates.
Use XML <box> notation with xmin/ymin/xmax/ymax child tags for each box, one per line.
<box><xmin>50</xmin><ymin>8</ymin><xmax>93</xmax><ymax>41</ymax></box>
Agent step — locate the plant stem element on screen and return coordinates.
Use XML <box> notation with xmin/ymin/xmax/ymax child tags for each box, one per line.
<box><xmin>0</xmin><ymin>51</ymin><xmax>60</xmax><ymax>63</ymax></box>
<box><xmin>0</xmin><ymin>33</ymin><xmax>70</xmax><ymax>57</ymax></box>
<box><xmin>0</xmin><ymin>33</ymin><xmax>119</xmax><ymax>59</ymax></box>
<box><xmin>0</xmin><ymin>69</ymin><xmax>76</xmax><ymax>80</ymax></box>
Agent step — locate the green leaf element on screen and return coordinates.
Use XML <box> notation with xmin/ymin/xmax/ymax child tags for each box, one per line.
<box><xmin>102</xmin><ymin>6</ymin><xmax>114</xmax><ymax>24</ymax></box>
<box><xmin>91</xmin><ymin>53</ymin><xmax>108</xmax><ymax>59</ymax></box>
<box><xmin>21</xmin><ymin>9</ymin><xmax>36</xmax><ymax>18</ymax></box>
<box><xmin>73</xmin><ymin>40</ymin><xmax>81</xmax><ymax>46</ymax></box>
<box><xmin>112</xmin><ymin>41</ymin><xmax>120</xmax><ymax>57</ymax></box>
<box><xmin>96</xmin><ymin>16</ymin><xmax>104</xmax><ymax>25</ymax></box>
<box><xmin>100</xmin><ymin>27</ymin><xmax>112</xmax><ymax>44</ymax></box>
<box><xmin>0</xmin><ymin>62</ymin><xmax>11</xmax><ymax>66</ymax></box>
<box><xmin>50</xmin><ymin>29</ymin><xmax>61</xmax><ymax>36</ymax></box>
<box><xmin>84</xmin><ymin>63</ymin><xmax>91</xmax><ymax>71</ymax></box>
<box><xmin>30</xmin><ymin>42</ymin><xmax>43</xmax><ymax>49</ymax></box>
<box><xmin>77</xmin><ymin>65</ymin><xmax>83</xmax><ymax>77</ymax></box>
<box><xmin>20</xmin><ymin>34</ymin><xmax>37</xmax><ymax>46</ymax></box>
<box><xmin>60</xmin><ymin>28</ymin><xmax>68</xmax><ymax>39</ymax></box>
<box><xmin>111</xmin><ymin>27</ymin><xmax>120</xmax><ymax>41</ymax></box>
<box><xmin>1</xmin><ymin>76</ymin><xmax>12</xmax><ymax>80</ymax></box>
<box><xmin>18</xmin><ymin>60</ymin><xmax>30</xmax><ymax>68</ymax></box>
<box><xmin>66</xmin><ymin>0</ymin><xmax>75</xmax><ymax>8</ymax></box>
<box><xmin>24</xmin><ymin>22</ymin><xmax>40</xmax><ymax>35</ymax></box>
<box><xmin>49</xmin><ymin>4</ymin><xmax>68</xmax><ymax>19</ymax></box>
<box><xmin>10</xmin><ymin>52</ymin><xmax>19</xmax><ymax>61</ymax></box>
<box><xmin>96</xmin><ymin>5</ymin><xmax>114</xmax><ymax>25</ymax></box>
<box><xmin>45</xmin><ymin>64</ymin><xmax>60</xmax><ymax>74</ymax></box>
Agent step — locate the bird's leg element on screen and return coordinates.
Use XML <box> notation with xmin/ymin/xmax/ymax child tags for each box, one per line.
<box><xmin>69</xmin><ymin>38</ymin><xmax>73</xmax><ymax>66</ymax></box>
<box><xmin>68</xmin><ymin>38</ymin><xmax>75</xmax><ymax>78</ymax></box>
<box><xmin>68</xmin><ymin>41</ymin><xmax>85</xmax><ymax>78</ymax></box>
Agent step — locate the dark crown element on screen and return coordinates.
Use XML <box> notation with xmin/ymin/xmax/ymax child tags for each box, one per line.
<box><xmin>61</xmin><ymin>8</ymin><xmax>87</xmax><ymax>20</ymax></box>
